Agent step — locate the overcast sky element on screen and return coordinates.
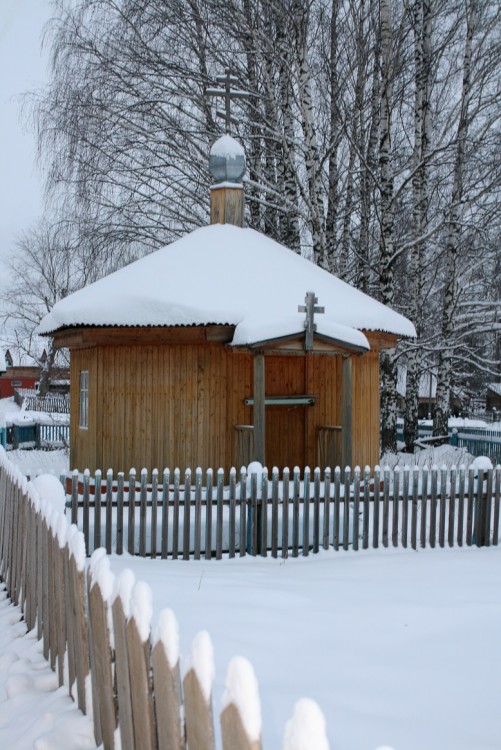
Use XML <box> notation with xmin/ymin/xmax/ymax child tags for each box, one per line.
<box><xmin>0</xmin><ymin>0</ymin><xmax>52</xmax><ymax>290</ymax></box>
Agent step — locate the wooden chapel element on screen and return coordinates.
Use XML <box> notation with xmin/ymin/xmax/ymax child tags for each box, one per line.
<box><xmin>38</xmin><ymin>135</ymin><xmax>415</xmax><ymax>475</ymax></box>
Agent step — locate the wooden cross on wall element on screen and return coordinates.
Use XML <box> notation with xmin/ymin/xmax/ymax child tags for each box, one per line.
<box><xmin>298</xmin><ymin>291</ymin><xmax>325</xmax><ymax>351</ymax></box>
<box><xmin>206</xmin><ymin>69</ymin><xmax>251</xmax><ymax>134</ymax></box>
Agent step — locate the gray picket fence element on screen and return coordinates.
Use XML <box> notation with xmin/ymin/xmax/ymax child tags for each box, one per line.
<box><xmin>67</xmin><ymin>464</ymin><xmax>501</xmax><ymax>559</ymax></box>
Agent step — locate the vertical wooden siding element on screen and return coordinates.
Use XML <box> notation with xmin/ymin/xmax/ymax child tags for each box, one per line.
<box><xmin>70</xmin><ymin>343</ymin><xmax>379</xmax><ymax>474</ymax></box>
<box><xmin>351</xmin><ymin>352</ymin><xmax>380</xmax><ymax>469</ymax></box>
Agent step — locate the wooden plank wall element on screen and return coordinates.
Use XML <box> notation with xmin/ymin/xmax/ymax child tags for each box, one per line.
<box><xmin>305</xmin><ymin>354</ymin><xmax>343</xmax><ymax>468</ymax></box>
<box><xmin>351</xmin><ymin>352</ymin><xmax>380</xmax><ymax>469</ymax></box>
<box><xmin>70</xmin><ymin>344</ymin><xmax>379</xmax><ymax>474</ymax></box>
<box><xmin>72</xmin><ymin>344</ymin><xmax>253</xmax><ymax>474</ymax></box>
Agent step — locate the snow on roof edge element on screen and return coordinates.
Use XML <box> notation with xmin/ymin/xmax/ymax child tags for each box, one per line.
<box><xmin>37</xmin><ymin>224</ymin><xmax>417</xmax><ymax>339</ymax></box>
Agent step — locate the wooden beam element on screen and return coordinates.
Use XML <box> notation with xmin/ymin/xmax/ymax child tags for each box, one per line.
<box><xmin>342</xmin><ymin>357</ymin><xmax>353</xmax><ymax>469</ymax></box>
<box><xmin>232</xmin><ymin>335</ymin><xmax>367</xmax><ymax>356</ymax></box>
<box><xmin>52</xmin><ymin>325</ymin><xmax>235</xmax><ymax>349</ymax></box>
<box><xmin>253</xmin><ymin>353</ymin><xmax>265</xmax><ymax>464</ymax></box>
<box><xmin>362</xmin><ymin>330</ymin><xmax>399</xmax><ymax>350</ymax></box>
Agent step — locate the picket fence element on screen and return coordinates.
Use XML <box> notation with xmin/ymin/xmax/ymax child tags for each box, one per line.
<box><xmin>0</xmin><ymin>450</ymin><xmax>331</xmax><ymax>750</ymax></box>
<box><xmin>14</xmin><ymin>389</ymin><xmax>70</xmax><ymax>414</ymax></box>
<box><xmin>67</xmin><ymin>464</ymin><xmax>501</xmax><ymax>559</ymax></box>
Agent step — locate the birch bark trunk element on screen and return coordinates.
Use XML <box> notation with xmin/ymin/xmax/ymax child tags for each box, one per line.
<box><xmin>404</xmin><ymin>0</ymin><xmax>432</xmax><ymax>450</ymax></box>
<box><xmin>433</xmin><ymin>0</ymin><xmax>476</xmax><ymax>437</ymax></box>
<box><xmin>324</xmin><ymin>0</ymin><xmax>340</xmax><ymax>271</ymax></box>
<box><xmin>293</xmin><ymin>1</ymin><xmax>326</xmax><ymax>264</ymax></box>
<box><xmin>379</xmin><ymin>0</ymin><xmax>398</xmax><ymax>454</ymax></box>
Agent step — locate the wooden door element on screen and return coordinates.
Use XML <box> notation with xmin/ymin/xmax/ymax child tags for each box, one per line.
<box><xmin>265</xmin><ymin>404</ymin><xmax>306</xmax><ymax>471</ymax></box>
<box><xmin>264</xmin><ymin>357</ymin><xmax>306</xmax><ymax>471</ymax></box>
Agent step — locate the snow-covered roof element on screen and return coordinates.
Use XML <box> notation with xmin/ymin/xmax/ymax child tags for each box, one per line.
<box><xmin>0</xmin><ymin>350</ymin><xmax>5</xmax><ymax>373</ymax></box>
<box><xmin>487</xmin><ymin>383</ymin><xmax>501</xmax><ymax>397</ymax></box>
<box><xmin>38</xmin><ymin>224</ymin><xmax>416</xmax><ymax>347</ymax></box>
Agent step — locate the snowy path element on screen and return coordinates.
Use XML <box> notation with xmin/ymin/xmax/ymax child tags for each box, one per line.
<box><xmin>0</xmin><ymin>584</ymin><xmax>96</xmax><ymax>750</ymax></box>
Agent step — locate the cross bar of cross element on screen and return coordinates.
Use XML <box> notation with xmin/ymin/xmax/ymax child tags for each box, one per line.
<box><xmin>206</xmin><ymin>68</ymin><xmax>251</xmax><ymax>133</ymax></box>
<box><xmin>298</xmin><ymin>291</ymin><xmax>325</xmax><ymax>351</ymax></box>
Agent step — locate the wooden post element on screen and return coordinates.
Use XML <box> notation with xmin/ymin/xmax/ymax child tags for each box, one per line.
<box><xmin>126</xmin><ymin>617</ymin><xmax>156</xmax><ymax>750</ymax></box>
<box><xmin>87</xmin><ymin>566</ymin><xmax>117</xmax><ymax>749</ymax></box>
<box><xmin>210</xmin><ymin>186</ymin><xmax>244</xmax><ymax>227</ymax></box>
<box><xmin>342</xmin><ymin>357</ymin><xmax>352</xmax><ymax>469</ymax></box>
<box><xmin>183</xmin><ymin>668</ymin><xmax>215</xmax><ymax>750</ymax></box>
<box><xmin>112</xmin><ymin>594</ymin><xmax>135</xmax><ymax>750</ymax></box>
<box><xmin>253</xmin><ymin>353</ymin><xmax>265</xmax><ymax>465</ymax></box>
<box><xmin>152</xmin><ymin>626</ymin><xmax>184</xmax><ymax>750</ymax></box>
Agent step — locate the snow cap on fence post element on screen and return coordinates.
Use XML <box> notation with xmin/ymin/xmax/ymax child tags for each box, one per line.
<box><xmin>188</xmin><ymin>630</ymin><xmax>215</xmax><ymax>704</ymax></box>
<box><xmin>247</xmin><ymin>461</ymin><xmax>264</xmax><ymax>499</ymax></box>
<box><xmin>283</xmin><ymin>698</ymin><xmax>330</xmax><ymax>750</ymax></box>
<box><xmin>112</xmin><ymin>568</ymin><xmax>136</xmax><ymax>619</ymax></box>
<box><xmin>129</xmin><ymin>581</ymin><xmax>153</xmax><ymax>642</ymax></box>
<box><xmin>31</xmin><ymin>473</ymin><xmax>67</xmax><ymax>516</ymax></box>
<box><xmin>221</xmin><ymin>656</ymin><xmax>262</xmax><ymax>744</ymax></box>
<box><xmin>90</xmin><ymin>548</ymin><xmax>114</xmax><ymax>601</ymax></box>
<box><xmin>68</xmin><ymin>526</ymin><xmax>87</xmax><ymax>571</ymax></box>
<box><xmin>154</xmin><ymin>608</ymin><xmax>180</xmax><ymax>667</ymax></box>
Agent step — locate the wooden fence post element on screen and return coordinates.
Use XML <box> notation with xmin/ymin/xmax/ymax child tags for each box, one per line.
<box><xmin>87</xmin><ymin>552</ymin><xmax>117</xmax><ymax>749</ymax></box>
<box><xmin>152</xmin><ymin>608</ymin><xmax>185</xmax><ymax>750</ymax></box>
<box><xmin>183</xmin><ymin>631</ymin><xmax>216</xmax><ymax>750</ymax></box>
<box><xmin>54</xmin><ymin>515</ymin><xmax>67</xmax><ymax>687</ymax></box>
<box><xmin>126</xmin><ymin>582</ymin><xmax>156</xmax><ymax>750</ymax></box>
<box><xmin>221</xmin><ymin>657</ymin><xmax>262</xmax><ymax>750</ymax></box>
<box><xmin>63</xmin><ymin>532</ymin><xmax>76</xmax><ymax>696</ymax></box>
<box><xmin>68</xmin><ymin>531</ymin><xmax>90</xmax><ymax>713</ymax></box>
<box><xmin>112</xmin><ymin>570</ymin><xmax>136</xmax><ymax>750</ymax></box>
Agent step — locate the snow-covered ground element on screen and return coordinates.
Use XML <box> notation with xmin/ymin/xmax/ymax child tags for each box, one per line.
<box><xmin>1</xmin><ymin>445</ymin><xmax>500</xmax><ymax>749</ymax></box>
<box><xmin>1</xmin><ymin>541</ymin><xmax>499</xmax><ymax>750</ymax></box>
<box><xmin>5</xmin><ymin>448</ymin><xmax>68</xmax><ymax>479</ymax></box>
<box><xmin>0</xmin><ymin>584</ymin><xmax>96</xmax><ymax>750</ymax></box>
<box><xmin>107</xmin><ymin>545</ymin><xmax>501</xmax><ymax>750</ymax></box>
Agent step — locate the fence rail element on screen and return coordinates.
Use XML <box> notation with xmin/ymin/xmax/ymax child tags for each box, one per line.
<box><xmin>67</xmin><ymin>464</ymin><xmax>501</xmax><ymax>559</ymax></box>
<box><xmin>0</xmin><ymin>448</ymin><xmax>336</xmax><ymax>749</ymax></box>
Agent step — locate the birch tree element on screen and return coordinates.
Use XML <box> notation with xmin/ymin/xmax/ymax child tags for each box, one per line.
<box><xmin>11</xmin><ymin>0</ymin><xmax>498</xmax><ymax>445</ymax></box>
<box><xmin>433</xmin><ymin>0</ymin><xmax>501</xmax><ymax>436</ymax></box>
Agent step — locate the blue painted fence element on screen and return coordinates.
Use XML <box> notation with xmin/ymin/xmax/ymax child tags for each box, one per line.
<box><xmin>397</xmin><ymin>422</ymin><xmax>501</xmax><ymax>464</ymax></box>
<box><xmin>10</xmin><ymin>423</ymin><xmax>70</xmax><ymax>449</ymax></box>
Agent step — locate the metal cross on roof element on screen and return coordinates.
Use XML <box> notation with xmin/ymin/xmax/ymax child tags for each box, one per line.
<box><xmin>298</xmin><ymin>291</ymin><xmax>325</xmax><ymax>351</ymax></box>
<box><xmin>205</xmin><ymin>69</ymin><xmax>251</xmax><ymax>134</ymax></box>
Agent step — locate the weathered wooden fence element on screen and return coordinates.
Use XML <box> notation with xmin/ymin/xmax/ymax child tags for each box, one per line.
<box><xmin>0</xmin><ymin>448</ymin><xmax>331</xmax><ymax>749</ymax></box>
<box><xmin>67</xmin><ymin>464</ymin><xmax>501</xmax><ymax>559</ymax></box>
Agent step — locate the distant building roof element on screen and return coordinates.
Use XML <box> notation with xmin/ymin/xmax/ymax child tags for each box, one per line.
<box><xmin>487</xmin><ymin>383</ymin><xmax>501</xmax><ymax>397</ymax></box>
<box><xmin>0</xmin><ymin>350</ymin><xmax>5</xmax><ymax>373</ymax></box>
<box><xmin>38</xmin><ymin>224</ymin><xmax>416</xmax><ymax>348</ymax></box>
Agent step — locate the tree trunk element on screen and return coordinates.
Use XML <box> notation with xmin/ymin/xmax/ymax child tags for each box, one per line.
<box><xmin>324</xmin><ymin>0</ymin><xmax>340</xmax><ymax>272</ymax></box>
<box><xmin>379</xmin><ymin>0</ymin><xmax>397</xmax><ymax>454</ymax></box>
<box><xmin>404</xmin><ymin>0</ymin><xmax>432</xmax><ymax>450</ymax></box>
<box><xmin>433</xmin><ymin>0</ymin><xmax>476</xmax><ymax>436</ymax></box>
